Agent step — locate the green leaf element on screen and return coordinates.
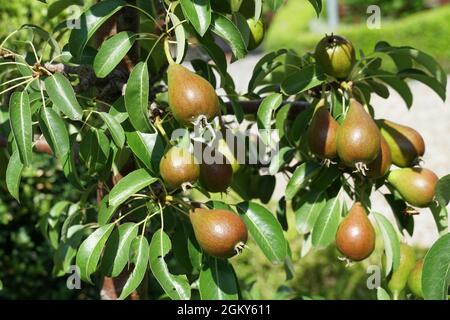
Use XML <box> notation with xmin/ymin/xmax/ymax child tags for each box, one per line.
<box><xmin>168</xmin><ymin>13</ymin><xmax>186</xmax><ymax>64</ymax></box>
<box><xmin>45</xmin><ymin>73</ymin><xmax>83</xmax><ymax>120</ymax></box>
<box><xmin>311</xmin><ymin>194</ymin><xmax>341</xmax><ymax>248</ymax></box>
<box><xmin>248</xmin><ymin>49</ymin><xmax>287</xmax><ymax>92</ymax></box>
<box><xmin>79</xmin><ymin>128</ymin><xmax>110</xmax><ymax>175</ymax></box>
<box><xmin>237</xmin><ymin>201</ymin><xmax>287</xmax><ymax>264</ymax></box>
<box><xmin>99</xmin><ymin>112</ymin><xmax>125</xmax><ymax>148</ymax></box>
<box><xmin>149</xmin><ymin>229</ymin><xmax>191</xmax><ymax>300</ymax></box>
<box><xmin>429</xmin><ymin>202</ymin><xmax>448</xmax><ymax>236</ymax></box>
<box><xmin>295</xmin><ymin>191</ymin><xmax>326</xmax><ymax>234</ymax></box>
<box><xmin>211</xmin><ymin>13</ymin><xmax>247</xmax><ymax>59</ymax></box>
<box><xmin>98</xmin><ymin>195</ymin><xmax>117</xmax><ymax>226</ymax></box>
<box><xmin>109</xmin><ymin>169</ymin><xmax>157</xmax><ymax>208</ymax></box>
<box><xmin>118</xmin><ymin>235</ymin><xmax>150</xmax><ymax>300</ymax></box>
<box><xmin>125</xmin><ymin>62</ymin><xmax>153</xmax><ymax>132</ymax></box>
<box><xmin>48</xmin><ymin>0</ymin><xmax>84</xmax><ymax>20</ymax></box>
<box><xmin>269</xmin><ymin>146</ymin><xmax>294</xmax><ymax>175</ymax></box>
<box><xmin>9</xmin><ymin>91</ymin><xmax>32</xmax><ymax>166</ymax></box>
<box><xmin>373</xmin><ymin>212</ymin><xmax>400</xmax><ymax>276</ymax></box>
<box><xmin>398</xmin><ymin>69</ymin><xmax>446</xmax><ymax>101</ymax></box>
<box><xmin>422</xmin><ymin>233</ymin><xmax>450</xmax><ymax>300</ymax></box>
<box><xmin>101</xmin><ymin>223</ymin><xmax>139</xmax><ymax>278</ymax></box>
<box><xmin>285</xmin><ymin>162</ymin><xmax>322</xmax><ymax>200</ymax></box>
<box><xmin>39</xmin><ymin>107</ymin><xmax>70</xmax><ymax>158</ymax></box>
<box><xmin>125</xmin><ymin>131</ymin><xmax>165</xmax><ymax>174</ymax></box>
<box><xmin>281</xmin><ymin>65</ymin><xmax>326</xmax><ymax>95</ymax></box>
<box><xmin>377</xmin><ymin>287</ymin><xmax>391</xmax><ymax>300</ymax></box>
<box><xmin>308</xmin><ymin>0</ymin><xmax>322</xmax><ymax>17</ymax></box>
<box><xmin>69</xmin><ymin>0</ymin><xmax>126</xmax><ymax>59</ymax></box>
<box><xmin>53</xmin><ymin>225</ymin><xmax>87</xmax><ymax>277</ymax></box>
<box><xmin>62</xmin><ymin>136</ymin><xmax>84</xmax><ymax>190</ymax></box>
<box><xmin>180</xmin><ymin>0</ymin><xmax>211</xmax><ymax>36</ymax></box>
<box><xmin>94</xmin><ymin>31</ymin><xmax>137</xmax><ymax>78</ymax></box>
<box><xmin>76</xmin><ymin>223</ymin><xmax>114</xmax><ymax>283</ymax></box>
<box><xmin>256</xmin><ymin>93</ymin><xmax>283</xmax><ymax>145</ymax></box>
<box><xmin>369</xmin><ymin>71</ymin><xmax>413</xmax><ymax>108</ymax></box>
<box><xmin>435</xmin><ymin>174</ymin><xmax>450</xmax><ymax>207</ymax></box>
<box><xmin>6</xmin><ymin>150</ymin><xmax>23</xmax><ymax>201</ymax></box>
<box><xmin>199</xmin><ymin>256</ymin><xmax>239</xmax><ymax>300</ymax></box>
<box><xmin>266</xmin><ymin>0</ymin><xmax>284</xmax><ymax>10</ymax></box>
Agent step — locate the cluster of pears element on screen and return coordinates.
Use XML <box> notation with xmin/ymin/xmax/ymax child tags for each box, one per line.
<box><xmin>307</xmin><ymin>98</ymin><xmax>439</xmax><ymax>209</ymax></box>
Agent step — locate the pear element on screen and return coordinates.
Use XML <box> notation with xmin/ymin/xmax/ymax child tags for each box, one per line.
<box><xmin>199</xmin><ymin>148</ymin><xmax>233</xmax><ymax>193</ymax></box>
<box><xmin>159</xmin><ymin>145</ymin><xmax>200</xmax><ymax>189</ymax></box>
<box><xmin>377</xmin><ymin>119</ymin><xmax>425</xmax><ymax>167</ymax></box>
<box><xmin>336</xmin><ymin>99</ymin><xmax>381</xmax><ymax>174</ymax></box>
<box><xmin>388</xmin><ymin>243</ymin><xmax>416</xmax><ymax>300</ymax></box>
<box><xmin>407</xmin><ymin>259</ymin><xmax>424</xmax><ymax>299</ymax></box>
<box><xmin>190</xmin><ymin>208</ymin><xmax>248</xmax><ymax>259</ymax></box>
<box><xmin>307</xmin><ymin>100</ymin><xmax>339</xmax><ymax>160</ymax></box>
<box><xmin>387</xmin><ymin>167</ymin><xmax>438</xmax><ymax>208</ymax></box>
<box><xmin>335</xmin><ymin>202</ymin><xmax>375</xmax><ymax>261</ymax></box>
<box><xmin>367</xmin><ymin>136</ymin><xmax>392</xmax><ymax>179</ymax></box>
<box><xmin>168</xmin><ymin>63</ymin><xmax>220</xmax><ymax>126</ymax></box>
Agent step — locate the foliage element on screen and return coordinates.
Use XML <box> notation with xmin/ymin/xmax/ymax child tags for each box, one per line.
<box><xmin>342</xmin><ymin>0</ymin><xmax>427</xmax><ymax>20</ymax></box>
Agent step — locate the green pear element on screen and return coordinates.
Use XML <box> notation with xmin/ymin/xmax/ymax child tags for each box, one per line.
<box><xmin>388</xmin><ymin>243</ymin><xmax>416</xmax><ymax>300</ymax></box>
<box><xmin>407</xmin><ymin>259</ymin><xmax>424</xmax><ymax>299</ymax></box>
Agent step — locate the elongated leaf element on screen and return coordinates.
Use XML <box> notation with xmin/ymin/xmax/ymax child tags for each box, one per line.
<box><xmin>98</xmin><ymin>195</ymin><xmax>117</xmax><ymax>226</ymax></box>
<box><xmin>295</xmin><ymin>191</ymin><xmax>326</xmax><ymax>234</ymax></box>
<box><xmin>168</xmin><ymin>13</ymin><xmax>186</xmax><ymax>64</ymax></box>
<box><xmin>76</xmin><ymin>223</ymin><xmax>114</xmax><ymax>283</ymax></box>
<box><xmin>248</xmin><ymin>49</ymin><xmax>288</xmax><ymax>92</ymax></box>
<box><xmin>45</xmin><ymin>73</ymin><xmax>83</xmax><ymax>120</ymax></box>
<box><xmin>211</xmin><ymin>13</ymin><xmax>247</xmax><ymax>59</ymax></box>
<box><xmin>48</xmin><ymin>0</ymin><xmax>84</xmax><ymax>20</ymax></box>
<box><xmin>373</xmin><ymin>212</ymin><xmax>400</xmax><ymax>276</ymax></box>
<box><xmin>281</xmin><ymin>65</ymin><xmax>326</xmax><ymax>95</ymax></box>
<box><xmin>377</xmin><ymin>287</ymin><xmax>391</xmax><ymax>300</ymax></box>
<box><xmin>118</xmin><ymin>235</ymin><xmax>150</xmax><ymax>299</ymax></box>
<box><xmin>100</xmin><ymin>112</ymin><xmax>125</xmax><ymax>148</ymax></box>
<box><xmin>199</xmin><ymin>256</ymin><xmax>238</xmax><ymax>300</ymax></box>
<box><xmin>269</xmin><ymin>146</ymin><xmax>294</xmax><ymax>175</ymax></box>
<box><xmin>109</xmin><ymin>169</ymin><xmax>157</xmax><ymax>208</ymax></box>
<box><xmin>39</xmin><ymin>107</ymin><xmax>70</xmax><ymax>158</ymax></box>
<box><xmin>435</xmin><ymin>174</ymin><xmax>450</xmax><ymax>207</ymax></box>
<box><xmin>149</xmin><ymin>229</ymin><xmax>191</xmax><ymax>300</ymax></box>
<box><xmin>125</xmin><ymin>131</ymin><xmax>165</xmax><ymax>174</ymax></box>
<box><xmin>69</xmin><ymin>0</ymin><xmax>126</xmax><ymax>58</ymax></box>
<box><xmin>237</xmin><ymin>201</ymin><xmax>287</xmax><ymax>264</ymax></box>
<box><xmin>9</xmin><ymin>91</ymin><xmax>32</xmax><ymax>166</ymax></box>
<box><xmin>125</xmin><ymin>62</ymin><xmax>152</xmax><ymax>132</ymax></box>
<box><xmin>94</xmin><ymin>31</ymin><xmax>137</xmax><ymax>78</ymax></box>
<box><xmin>6</xmin><ymin>150</ymin><xmax>23</xmax><ymax>201</ymax></box>
<box><xmin>308</xmin><ymin>0</ymin><xmax>322</xmax><ymax>17</ymax></box>
<box><xmin>285</xmin><ymin>162</ymin><xmax>321</xmax><ymax>200</ymax></box>
<box><xmin>422</xmin><ymin>233</ymin><xmax>450</xmax><ymax>300</ymax></box>
<box><xmin>53</xmin><ymin>225</ymin><xmax>86</xmax><ymax>277</ymax></box>
<box><xmin>180</xmin><ymin>0</ymin><xmax>211</xmax><ymax>36</ymax></box>
<box><xmin>257</xmin><ymin>93</ymin><xmax>283</xmax><ymax>145</ymax></box>
<box><xmin>311</xmin><ymin>195</ymin><xmax>341</xmax><ymax>248</ymax></box>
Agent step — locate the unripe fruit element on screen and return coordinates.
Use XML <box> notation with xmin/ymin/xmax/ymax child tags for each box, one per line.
<box><xmin>307</xmin><ymin>101</ymin><xmax>339</xmax><ymax>160</ymax></box>
<box><xmin>367</xmin><ymin>136</ymin><xmax>392</xmax><ymax>179</ymax></box>
<box><xmin>387</xmin><ymin>167</ymin><xmax>438</xmax><ymax>208</ymax></box>
<box><xmin>388</xmin><ymin>243</ymin><xmax>416</xmax><ymax>299</ymax></box>
<box><xmin>247</xmin><ymin>18</ymin><xmax>265</xmax><ymax>51</ymax></box>
<box><xmin>336</xmin><ymin>99</ymin><xmax>381</xmax><ymax>172</ymax></box>
<box><xmin>314</xmin><ymin>34</ymin><xmax>356</xmax><ymax>79</ymax></box>
<box><xmin>407</xmin><ymin>259</ymin><xmax>424</xmax><ymax>299</ymax></box>
<box><xmin>335</xmin><ymin>202</ymin><xmax>375</xmax><ymax>261</ymax></box>
<box><xmin>168</xmin><ymin>63</ymin><xmax>220</xmax><ymax>126</ymax></box>
<box><xmin>190</xmin><ymin>208</ymin><xmax>248</xmax><ymax>258</ymax></box>
<box><xmin>377</xmin><ymin>119</ymin><xmax>425</xmax><ymax>167</ymax></box>
<box><xmin>159</xmin><ymin>146</ymin><xmax>200</xmax><ymax>189</ymax></box>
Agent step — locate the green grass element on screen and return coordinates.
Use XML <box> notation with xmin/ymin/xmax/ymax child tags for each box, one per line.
<box><xmin>265</xmin><ymin>4</ymin><xmax>450</xmax><ymax>72</ymax></box>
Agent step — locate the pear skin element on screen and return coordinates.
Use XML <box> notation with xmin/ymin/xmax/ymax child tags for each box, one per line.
<box><xmin>367</xmin><ymin>136</ymin><xmax>392</xmax><ymax>179</ymax></box>
<box><xmin>387</xmin><ymin>167</ymin><xmax>438</xmax><ymax>208</ymax></box>
<box><xmin>168</xmin><ymin>64</ymin><xmax>220</xmax><ymax>126</ymax></box>
<box><xmin>190</xmin><ymin>208</ymin><xmax>248</xmax><ymax>258</ymax></box>
<box><xmin>377</xmin><ymin>119</ymin><xmax>425</xmax><ymax>167</ymax></box>
<box><xmin>159</xmin><ymin>146</ymin><xmax>200</xmax><ymax>189</ymax></box>
<box><xmin>336</xmin><ymin>99</ymin><xmax>381</xmax><ymax>171</ymax></box>
<box><xmin>335</xmin><ymin>202</ymin><xmax>375</xmax><ymax>261</ymax></box>
<box><xmin>307</xmin><ymin>101</ymin><xmax>339</xmax><ymax>160</ymax></box>
<box><xmin>388</xmin><ymin>243</ymin><xmax>416</xmax><ymax>299</ymax></box>
<box><xmin>407</xmin><ymin>259</ymin><xmax>424</xmax><ymax>299</ymax></box>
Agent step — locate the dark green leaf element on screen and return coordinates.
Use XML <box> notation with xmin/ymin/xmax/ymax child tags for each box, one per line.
<box><xmin>180</xmin><ymin>0</ymin><xmax>211</xmax><ymax>37</ymax></box>
<box><xmin>295</xmin><ymin>190</ymin><xmax>326</xmax><ymax>234</ymax></box>
<box><xmin>125</xmin><ymin>131</ymin><xmax>165</xmax><ymax>174</ymax></box>
<box><xmin>45</xmin><ymin>73</ymin><xmax>83</xmax><ymax>120</ymax></box>
<box><xmin>281</xmin><ymin>65</ymin><xmax>326</xmax><ymax>95</ymax></box>
<box><xmin>6</xmin><ymin>150</ymin><xmax>23</xmax><ymax>201</ymax></box>
<box><xmin>39</xmin><ymin>107</ymin><xmax>70</xmax><ymax>158</ymax></box>
<box><xmin>9</xmin><ymin>91</ymin><xmax>32</xmax><ymax>166</ymax></box>
<box><xmin>285</xmin><ymin>162</ymin><xmax>322</xmax><ymax>200</ymax></box>
<box><xmin>100</xmin><ymin>112</ymin><xmax>125</xmax><ymax>148</ymax></box>
<box><xmin>199</xmin><ymin>256</ymin><xmax>239</xmax><ymax>300</ymax></box>
<box><xmin>311</xmin><ymin>194</ymin><xmax>341</xmax><ymax>248</ymax></box>
<box><xmin>211</xmin><ymin>13</ymin><xmax>247</xmax><ymax>59</ymax></box>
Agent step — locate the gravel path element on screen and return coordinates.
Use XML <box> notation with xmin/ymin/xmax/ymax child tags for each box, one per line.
<box><xmin>227</xmin><ymin>54</ymin><xmax>450</xmax><ymax>248</ymax></box>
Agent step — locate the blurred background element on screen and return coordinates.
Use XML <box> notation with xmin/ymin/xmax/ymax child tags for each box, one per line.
<box><xmin>0</xmin><ymin>0</ymin><xmax>449</xmax><ymax>299</ymax></box>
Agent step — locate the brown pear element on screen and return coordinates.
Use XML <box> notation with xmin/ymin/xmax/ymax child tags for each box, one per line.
<box><xmin>387</xmin><ymin>167</ymin><xmax>438</xmax><ymax>208</ymax></box>
<box><xmin>168</xmin><ymin>63</ymin><xmax>220</xmax><ymax>126</ymax></box>
<box><xmin>159</xmin><ymin>145</ymin><xmax>200</xmax><ymax>189</ymax></box>
<box><xmin>307</xmin><ymin>101</ymin><xmax>339</xmax><ymax>160</ymax></box>
<box><xmin>336</xmin><ymin>99</ymin><xmax>381</xmax><ymax>172</ymax></box>
<box><xmin>199</xmin><ymin>147</ymin><xmax>233</xmax><ymax>193</ymax></box>
<box><xmin>190</xmin><ymin>208</ymin><xmax>248</xmax><ymax>259</ymax></box>
<box><xmin>335</xmin><ymin>202</ymin><xmax>375</xmax><ymax>261</ymax></box>
<box><xmin>377</xmin><ymin>119</ymin><xmax>425</xmax><ymax>167</ymax></box>
<box><xmin>367</xmin><ymin>136</ymin><xmax>392</xmax><ymax>179</ymax></box>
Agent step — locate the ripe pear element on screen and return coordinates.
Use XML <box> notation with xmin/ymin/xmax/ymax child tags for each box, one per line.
<box><xmin>200</xmin><ymin>161</ymin><xmax>233</xmax><ymax>193</ymax></box>
<box><xmin>387</xmin><ymin>167</ymin><xmax>438</xmax><ymax>208</ymax></box>
<box><xmin>377</xmin><ymin>119</ymin><xmax>425</xmax><ymax>167</ymax></box>
<box><xmin>307</xmin><ymin>101</ymin><xmax>339</xmax><ymax>160</ymax></box>
<box><xmin>388</xmin><ymin>243</ymin><xmax>416</xmax><ymax>300</ymax></box>
<box><xmin>168</xmin><ymin>63</ymin><xmax>220</xmax><ymax>126</ymax></box>
<box><xmin>367</xmin><ymin>136</ymin><xmax>392</xmax><ymax>179</ymax></box>
<box><xmin>335</xmin><ymin>202</ymin><xmax>375</xmax><ymax>261</ymax></box>
<box><xmin>407</xmin><ymin>259</ymin><xmax>424</xmax><ymax>299</ymax></box>
<box><xmin>336</xmin><ymin>99</ymin><xmax>381</xmax><ymax>173</ymax></box>
<box><xmin>190</xmin><ymin>208</ymin><xmax>248</xmax><ymax>259</ymax></box>
<box><xmin>159</xmin><ymin>145</ymin><xmax>200</xmax><ymax>189</ymax></box>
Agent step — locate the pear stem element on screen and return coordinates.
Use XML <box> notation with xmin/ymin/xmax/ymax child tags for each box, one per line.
<box><xmin>154</xmin><ymin>116</ymin><xmax>171</xmax><ymax>145</ymax></box>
